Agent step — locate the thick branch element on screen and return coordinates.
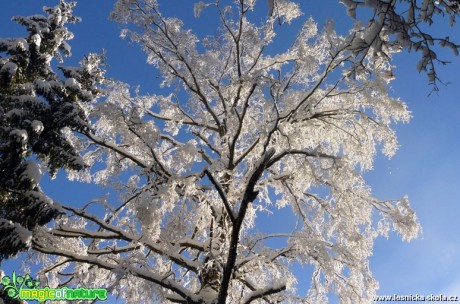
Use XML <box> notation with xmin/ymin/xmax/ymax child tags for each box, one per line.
<box><xmin>142</xmin><ymin>107</ymin><xmax>219</xmax><ymax>132</ymax></box>
<box><xmin>82</xmin><ymin>131</ymin><xmax>149</xmax><ymax>169</ymax></box>
<box><xmin>234</xmin><ymin>137</ymin><xmax>260</xmax><ymax>167</ymax></box>
<box><xmin>242</xmin><ymin>283</ymin><xmax>286</xmax><ymax>304</ymax></box>
<box><xmin>217</xmin><ymin>148</ymin><xmax>276</xmax><ymax>304</ymax></box>
<box><xmin>204</xmin><ymin>169</ymin><xmax>236</xmax><ymax>223</ymax></box>
<box><xmin>266</xmin><ymin>149</ymin><xmax>337</xmax><ymax>169</ymax></box>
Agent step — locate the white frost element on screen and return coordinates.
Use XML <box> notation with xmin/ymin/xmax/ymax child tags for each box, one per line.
<box><xmin>194</xmin><ymin>2</ymin><xmax>205</xmax><ymax>18</ymax></box>
<box><xmin>15</xmin><ymin>223</ymin><xmax>33</xmax><ymax>246</ymax></box>
<box><xmin>31</xmin><ymin>120</ymin><xmax>44</xmax><ymax>134</ymax></box>
<box><xmin>1</xmin><ymin>61</ymin><xmax>18</xmax><ymax>76</ymax></box>
<box><xmin>9</xmin><ymin>129</ymin><xmax>28</xmax><ymax>143</ymax></box>
<box><xmin>17</xmin><ymin>38</ymin><xmax>29</xmax><ymax>51</ymax></box>
<box><xmin>65</xmin><ymin>77</ymin><xmax>81</xmax><ymax>91</ymax></box>
<box><xmin>31</xmin><ymin>33</ymin><xmax>42</xmax><ymax>47</ymax></box>
<box><xmin>35</xmin><ymin>79</ymin><xmax>52</xmax><ymax>93</ymax></box>
<box><xmin>21</xmin><ymin>160</ymin><xmax>42</xmax><ymax>185</ymax></box>
<box><xmin>0</xmin><ymin>220</ymin><xmax>33</xmax><ymax>247</ymax></box>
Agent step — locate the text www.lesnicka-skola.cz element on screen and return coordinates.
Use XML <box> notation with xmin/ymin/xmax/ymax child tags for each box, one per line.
<box><xmin>373</xmin><ymin>294</ymin><xmax>459</xmax><ymax>302</ymax></box>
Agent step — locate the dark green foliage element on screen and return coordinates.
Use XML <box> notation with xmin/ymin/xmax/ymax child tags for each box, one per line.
<box><xmin>0</xmin><ymin>1</ymin><xmax>105</xmax><ymax>261</ymax></box>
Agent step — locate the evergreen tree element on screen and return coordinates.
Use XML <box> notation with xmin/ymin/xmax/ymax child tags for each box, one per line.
<box><xmin>0</xmin><ymin>0</ymin><xmax>104</xmax><ymax>261</ymax></box>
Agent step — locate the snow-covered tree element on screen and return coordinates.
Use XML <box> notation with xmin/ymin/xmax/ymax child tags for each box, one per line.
<box><xmin>340</xmin><ymin>0</ymin><xmax>460</xmax><ymax>90</ymax></box>
<box><xmin>0</xmin><ymin>0</ymin><xmax>104</xmax><ymax>260</ymax></box>
<box><xmin>2</xmin><ymin>0</ymin><xmax>422</xmax><ymax>303</ymax></box>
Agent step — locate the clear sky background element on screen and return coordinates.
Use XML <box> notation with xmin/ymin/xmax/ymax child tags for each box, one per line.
<box><xmin>1</xmin><ymin>0</ymin><xmax>459</xmax><ymax>302</ymax></box>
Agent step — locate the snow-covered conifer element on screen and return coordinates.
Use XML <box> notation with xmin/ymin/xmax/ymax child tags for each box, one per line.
<box><xmin>0</xmin><ymin>1</ymin><xmax>105</xmax><ymax>260</ymax></box>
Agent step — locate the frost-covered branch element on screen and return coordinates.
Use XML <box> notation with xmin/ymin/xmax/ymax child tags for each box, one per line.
<box><xmin>82</xmin><ymin>131</ymin><xmax>150</xmax><ymax>169</ymax></box>
<box><xmin>217</xmin><ymin>148</ymin><xmax>276</xmax><ymax>303</ymax></box>
<box><xmin>60</xmin><ymin>205</ymin><xmax>200</xmax><ymax>272</ymax></box>
<box><xmin>2</xmin><ymin>1</ymin><xmax>422</xmax><ymax>303</ymax></box>
<box><xmin>341</xmin><ymin>0</ymin><xmax>460</xmax><ymax>89</ymax></box>
<box><xmin>204</xmin><ymin>169</ymin><xmax>236</xmax><ymax>223</ymax></box>
<box><xmin>242</xmin><ymin>283</ymin><xmax>286</xmax><ymax>304</ymax></box>
<box><xmin>32</xmin><ymin>239</ymin><xmax>202</xmax><ymax>304</ymax></box>
<box><xmin>267</xmin><ymin>149</ymin><xmax>337</xmax><ymax>169</ymax></box>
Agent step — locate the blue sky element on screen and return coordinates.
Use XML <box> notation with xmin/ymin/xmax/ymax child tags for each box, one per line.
<box><xmin>1</xmin><ymin>0</ymin><xmax>460</xmax><ymax>301</ymax></box>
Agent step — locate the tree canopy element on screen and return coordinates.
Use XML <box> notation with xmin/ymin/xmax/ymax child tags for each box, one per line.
<box><xmin>2</xmin><ymin>0</ymin><xmax>457</xmax><ymax>303</ymax></box>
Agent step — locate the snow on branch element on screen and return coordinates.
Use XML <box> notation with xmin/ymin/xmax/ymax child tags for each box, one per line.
<box><xmin>3</xmin><ymin>0</ymin><xmax>423</xmax><ymax>303</ymax></box>
<box><xmin>242</xmin><ymin>283</ymin><xmax>286</xmax><ymax>304</ymax></box>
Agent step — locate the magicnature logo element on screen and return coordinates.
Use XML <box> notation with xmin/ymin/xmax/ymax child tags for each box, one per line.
<box><xmin>1</xmin><ymin>271</ymin><xmax>107</xmax><ymax>302</ymax></box>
